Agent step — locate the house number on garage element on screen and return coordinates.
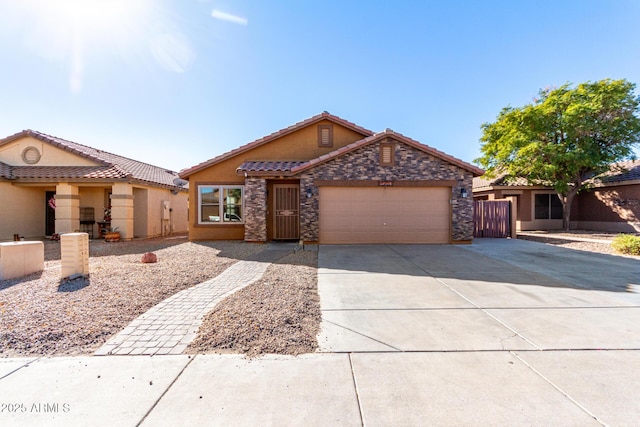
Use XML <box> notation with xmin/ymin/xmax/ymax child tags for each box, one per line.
<box><xmin>378</xmin><ymin>181</ymin><xmax>393</xmax><ymax>186</ymax></box>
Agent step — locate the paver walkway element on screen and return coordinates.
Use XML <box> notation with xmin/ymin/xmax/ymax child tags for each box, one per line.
<box><xmin>96</xmin><ymin>247</ymin><xmax>294</xmax><ymax>356</ymax></box>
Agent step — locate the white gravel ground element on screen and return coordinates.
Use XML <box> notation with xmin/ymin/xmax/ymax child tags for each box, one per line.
<box><xmin>0</xmin><ymin>236</ymin><xmax>263</xmax><ymax>357</ymax></box>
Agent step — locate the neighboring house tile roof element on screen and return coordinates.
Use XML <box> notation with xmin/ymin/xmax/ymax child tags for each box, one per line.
<box><xmin>472</xmin><ymin>174</ymin><xmax>531</xmax><ymax>190</ymax></box>
<box><xmin>473</xmin><ymin>159</ymin><xmax>640</xmax><ymax>191</ymax></box>
<box><xmin>597</xmin><ymin>159</ymin><xmax>640</xmax><ymax>183</ymax></box>
<box><xmin>0</xmin><ymin>161</ymin><xmax>13</xmax><ymax>179</ymax></box>
<box><xmin>0</xmin><ymin>130</ymin><xmax>186</xmax><ymax>190</ymax></box>
<box><xmin>180</xmin><ymin>112</ymin><xmax>374</xmax><ymax>178</ymax></box>
<box><xmin>10</xmin><ymin>165</ymin><xmax>129</xmax><ymax>180</ymax></box>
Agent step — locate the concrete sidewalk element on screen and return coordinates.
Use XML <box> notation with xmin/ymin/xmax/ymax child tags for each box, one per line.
<box><xmin>2</xmin><ymin>239</ymin><xmax>640</xmax><ymax>426</ymax></box>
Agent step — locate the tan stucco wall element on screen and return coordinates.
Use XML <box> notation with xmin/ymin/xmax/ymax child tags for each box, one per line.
<box><xmin>138</xmin><ymin>187</ymin><xmax>188</xmax><ymax>238</ymax></box>
<box><xmin>133</xmin><ymin>188</ymin><xmax>148</xmax><ymax>237</ymax></box>
<box><xmin>187</xmin><ymin>120</ymin><xmax>367</xmax><ymax>241</ymax></box>
<box><xmin>0</xmin><ymin>183</ymin><xmax>47</xmax><ymax>240</ymax></box>
<box><xmin>0</xmin><ymin>136</ymin><xmax>99</xmax><ymax>166</ymax></box>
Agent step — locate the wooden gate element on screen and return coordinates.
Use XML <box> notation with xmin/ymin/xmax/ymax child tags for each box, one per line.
<box><xmin>273</xmin><ymin>184</ymin><xmax>300</xmax><ymax>240</ymax></box>
<box><xmin>474</xmin><ymin>200</ymin><xmax>511</xmax><ymax>238</ymax></box>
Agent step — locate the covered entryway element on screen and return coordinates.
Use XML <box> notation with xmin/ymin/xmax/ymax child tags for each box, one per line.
<box><xmin>319</xmin><ymin>186</ymin><xmax>451</xmax><ymax>244</ymax></box>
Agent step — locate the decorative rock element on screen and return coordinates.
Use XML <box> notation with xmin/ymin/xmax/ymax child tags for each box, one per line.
<box><xmin>141</xmin><ymin>252</ymin><xmax>157</xmax><ymax>263</ymax></box>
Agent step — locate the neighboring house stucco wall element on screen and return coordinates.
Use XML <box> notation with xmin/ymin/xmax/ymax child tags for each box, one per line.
<box><xmin>138</xmin><ymin>187</ymin><xmax>189</xmax><ymax>238</ymax></box>
<box><xmin>0</xmin><ymin>183</ymin><xmax>46</xmax><ymax>240</ymax></box>
<box><xmin>572</xmin><ymin>184</ymin><xmax>640</xmax><ymax>232</ymax></box>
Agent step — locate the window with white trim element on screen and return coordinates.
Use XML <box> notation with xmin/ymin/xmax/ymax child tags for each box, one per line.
<box><xmin>198</xmin><ymin>185</ymin><xmax>244</xmax><ymax>224</ymax></box>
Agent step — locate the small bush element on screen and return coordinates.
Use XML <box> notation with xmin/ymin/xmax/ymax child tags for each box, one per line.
<box><xmin>612</xmin><ymin>234</ymin><xmax>640</xmax><ymax>255</ymax></box>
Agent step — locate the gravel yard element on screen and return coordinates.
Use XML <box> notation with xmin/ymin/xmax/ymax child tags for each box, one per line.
<box><xmin>2</xmin><ymin>230</ymin><xmax>634</xmax><ymax>359</ymax></box>
<box><xmin>0</xmin><ymin>236</ymin><xmax>264</xmax><ymax>357</ymax></box>
<box><xmin>187</xmin><ymin>250</ymin><xmax>320</xmax><ymax>357</ymax></box>
<box><xmin>516</xmin><ymin>230</ymin><xmax>631</xmax><ymax>256</ymax></box>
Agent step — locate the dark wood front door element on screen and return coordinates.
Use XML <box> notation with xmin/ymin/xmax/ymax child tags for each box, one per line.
<box><xmin>45</xmin><ymin>191</ymin><xmax>56</xmax><ymax>236</ymax></box>
<box><xmin>273</xmin><ymin>184</ymin><xmax>300</xmax><ymax>240</ymax></box>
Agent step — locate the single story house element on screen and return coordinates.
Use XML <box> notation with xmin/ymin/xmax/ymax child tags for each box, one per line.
<box><xmin>179</xmin><ymin>112</ymin><xmax>484</xmax><ymax>244</ymax></box>
<box><xmin>472</xmin><ymin>159</ymin><xmax>640</xmax><ymax>233</ymax></box>
<box><xmin>0</xmin><ymin>130</ymin><xmax>188</xmax><ymax>241</ymax></box>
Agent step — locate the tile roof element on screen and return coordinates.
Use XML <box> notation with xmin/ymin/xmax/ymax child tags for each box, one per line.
<box><xmin>236</xmin><ymin>161</ymin><xmax>307</xmax><ymax>175</ymax></box>
<box><xmin>10</xmin><ymin>165</ymin><xmax>129</xmax><ymax>180</ymax></box>
<box><xmin>0</xmin><ymin>161</ymin><xmax>13</xmax><ymax>179</ymax></box>
<box><xmin>179</xmin><ymin>112</ymin><xmax>374</xmax><ymax>178</ymax></box>
<box><xmin>472</xmin><ymin>174</ymin><xmax>531</xmax><ymax>190</ymax></box>
<box><xmin>597</xmin><ymin>159</ymin><xmax>640</xmax><ymax>184</ymax></box>
<box><xmin>473</xmin><ymin>159</ymin><xmax>640</xmax><ymax>191</ymax></box>
<box><xmin>290</xmin><ymin>129</ymin><xmax>485</xmax><ymax>176</ymax></box>
<box><xmin>0</xmin><ymin>130</ymin><xmax>187</xmax><ymax>190</ymax></box>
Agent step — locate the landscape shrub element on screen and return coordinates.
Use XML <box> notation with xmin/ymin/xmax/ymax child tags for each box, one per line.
<box><xmin>611</xmin><ymin>234</ymin><xmax>640</xmax><ymax>255</ymax></box>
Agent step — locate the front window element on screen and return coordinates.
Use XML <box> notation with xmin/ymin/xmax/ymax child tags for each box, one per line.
<box><xmin>199</xmin><ymin>185</ymin><xmax>243</xmax><ymax>223</ymax></box>
<box><xmin>534</xmin><ymin>193</ymin><xmax>563</xmax><ymax>220</ymax></box>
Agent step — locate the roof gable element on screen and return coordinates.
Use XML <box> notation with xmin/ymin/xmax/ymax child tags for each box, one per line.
<box><xmin>236</xmin><ymin>129</ymin><xmax>484</xmax><ymax>177</ymax></box>
<box><xmin>179</xmin><ymin>112</ymin><xmax>374</xmax><ymax>178</ymax></box>
<box><xmin>291</xmin><ymin>129</ymin><xmax>484</xmax><ymax>176</ymax></box>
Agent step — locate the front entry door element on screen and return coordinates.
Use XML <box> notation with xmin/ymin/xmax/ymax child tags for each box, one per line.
<box><xmin>45</xmin><ymin>191</ymin><xmax>56</xmax><ymax>236</ymax></box>
<box><xmin>273</xmin><ymin>184</ymin><xmax>300</xmax><ymax>240</ymax></box>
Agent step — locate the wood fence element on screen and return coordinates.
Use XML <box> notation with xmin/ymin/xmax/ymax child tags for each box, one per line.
<box><xmin>473</xmin><ymin>200</ymin><xmax>511</xmax><ymax>238</ymax></box>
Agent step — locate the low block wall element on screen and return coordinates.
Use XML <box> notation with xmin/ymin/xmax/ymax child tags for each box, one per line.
<box><xmin>0</xmin><ymin>241</ymin><xmax>45</xmax><ymax>280</ymax></box>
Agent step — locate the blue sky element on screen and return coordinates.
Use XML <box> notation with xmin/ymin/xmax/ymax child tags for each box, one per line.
<box><xmin>1</xmin><ymin>0</ymin><xmax>639</xmax><ymax>173</ymax></box>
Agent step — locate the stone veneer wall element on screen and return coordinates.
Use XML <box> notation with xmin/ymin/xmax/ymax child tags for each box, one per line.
<box><xmin>298</xmin><ymin>137</ymin><xmax>474</xmax><ymax>242</ymax></box>
<box><xmin>243</xmin><ymin>178</ymin><xmax>267</xmax><ymax>241</ymax></box>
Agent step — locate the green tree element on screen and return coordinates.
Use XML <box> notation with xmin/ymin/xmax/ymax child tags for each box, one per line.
<box><xmin>476</xmin><ymin>79</ymin><xmax>640</xmax><ymax>230</ymax></box>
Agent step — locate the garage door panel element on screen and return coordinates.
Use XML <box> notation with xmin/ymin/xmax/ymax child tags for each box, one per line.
<box><xmin>319</xmin><ymin>187</ymin><xmax>451</xmax><ymax>244</ymax></box>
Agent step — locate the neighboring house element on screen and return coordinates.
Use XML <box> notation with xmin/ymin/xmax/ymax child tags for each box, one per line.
<box><xmin>179</xmin><ymin>112</ymin><xmax>484</xmax><ymax>244</ymax></box>
<box><xmin>0</xmin><ymin>130</ymin><xmax>188</xmax><ymax>241</ymax></box>
<box><xmin>473</xmin><ymin>159</ymin><xmax>640</xmax><ymax>233</ymax></box>
<box><xmin>472</xmin><ymin>175</ymin><xmax>564</xmax><ymax>231</ymax></box>
<box><xmin>572</xmin><ymin>160</ymin><xmax>640</xmax><ymax>233</ymax></box>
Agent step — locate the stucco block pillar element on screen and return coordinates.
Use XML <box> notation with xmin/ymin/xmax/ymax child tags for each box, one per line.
<box><xmin>110</xmin><ymin>183</ymin><xmax>134</xmax><ymax>240</ymax></box>
<box><xmin>55</xmin><ymin>183</ymin><xmax>80</xmax><ymax>234</ymax></box>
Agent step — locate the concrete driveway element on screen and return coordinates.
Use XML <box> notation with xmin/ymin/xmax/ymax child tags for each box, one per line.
<box><xmin>317</xmin><ymin>239</ymin><xmax>640</xmax><ymax>425</ymax></box>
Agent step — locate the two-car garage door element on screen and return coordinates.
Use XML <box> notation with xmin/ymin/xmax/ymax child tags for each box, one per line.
<box><xmin>319</xmin><ymin>187</ymin><xmax>451</xmax><ymax>244</ymax></box>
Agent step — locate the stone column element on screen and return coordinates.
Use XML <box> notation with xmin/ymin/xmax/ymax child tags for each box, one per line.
<box><xmin>110</xmin><ymin>183</ymin><xmax>134</xmax><ymax>240</ymax></box>
<box><xmin>451</xmin><ymin>174</ymin><xmax>474</xmax><ymax>242</ymax></box>
<box><xmin>299</xmin><ymin>176</ymin><xmax>319</xmax><ymax>242</ymax></box>
<box><xmin>55</xmin><ymin>183</ymin><xmax>80</xmax><ymax>235</ymax></box>
<box><xmin>244</xmin><ymin>178</ymin><xmax>267</xmax><ymax>242</ymax></box>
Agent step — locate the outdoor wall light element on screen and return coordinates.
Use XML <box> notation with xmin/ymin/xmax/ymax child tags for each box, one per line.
<box><xmin>460</xmin><ymin>188</ymin><xmax>468</xmax><ymax>198</ymax></box>
<box><xmin>306</xmin><ymin>188</ymin><xmax>313</xmax><ymax>198</ymax></box>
